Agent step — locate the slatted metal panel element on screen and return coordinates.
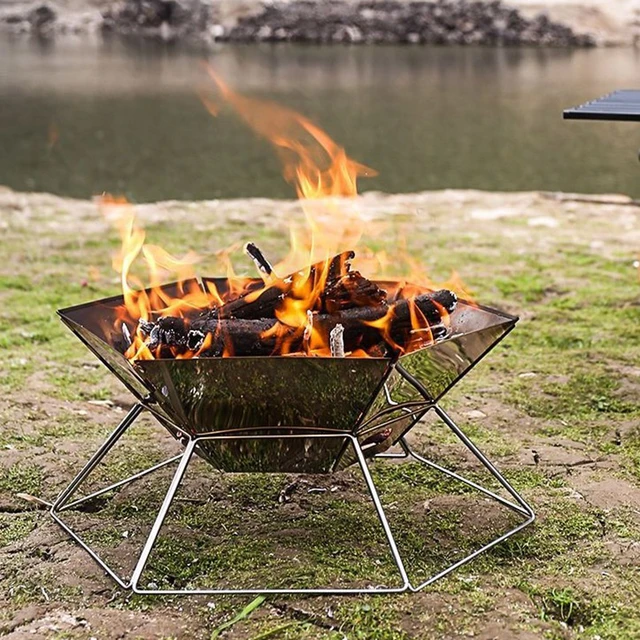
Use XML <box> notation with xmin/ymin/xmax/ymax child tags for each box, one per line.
<box><xmin>564</xmin><ymin>90</ymin><xmax>640</xmax><ymax>122</ymax></box>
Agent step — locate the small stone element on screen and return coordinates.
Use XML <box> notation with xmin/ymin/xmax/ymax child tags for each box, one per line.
<box><xmin>87</xmin><ymin>399</ymin><xmax>115</xmax><ymax>407</ymax></box>
<box><xmin>518</xmin><ymin>372</ymin><xmax>537</xmax><ymax>379</ymax></box>
<box><xmin>464</xmin><ymin>409</ymin><xmax>486</xmax><ymax>419</ymax></box>
<box><xmin>209</xmin><ymin>24</ymin><xmax>224</xmax><ymax>39</ymax></box>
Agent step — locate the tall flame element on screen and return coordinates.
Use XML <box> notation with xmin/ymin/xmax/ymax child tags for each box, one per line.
<box><xmin>103</xmin><ymin>70</ymin><xmax>469</xmax><ymax>362</ymax></box>
<box><xmin>201</xmin><ymin>66</ymin><xmax>377</xmax><ymax>274</ymax></box>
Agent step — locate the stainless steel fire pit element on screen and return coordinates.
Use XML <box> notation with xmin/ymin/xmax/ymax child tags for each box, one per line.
<box><xmin>48</xmin><ymin>278</ymin><xmax>535</xmax><ymax>595</ymax></box>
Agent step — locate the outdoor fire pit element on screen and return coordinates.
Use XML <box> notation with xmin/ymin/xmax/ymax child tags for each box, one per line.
<box><xmin>49</xmin><ymin>267</ymin><xmax>535</xmax><ymax>595</ymax></box>
<box><xmin>46</xmin><ymin>72</ymin><xmax>534</xmax><ymax>595</ymax></box>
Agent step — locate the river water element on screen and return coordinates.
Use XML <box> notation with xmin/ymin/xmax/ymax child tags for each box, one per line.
<box><xmin>1</xmin><ymin>37</ymin><xmax>640</xmax><ymax>201</ymax></box>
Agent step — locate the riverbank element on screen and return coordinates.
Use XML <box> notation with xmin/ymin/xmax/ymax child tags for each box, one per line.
<box><xmin>1</xmin><ymin>187</ymin><xmax>639</xmax><ymax>639</ymax></box>
<box><xmin>0</xmin><ymin>0</ymin><xmax>606</xmax><ymax>47</ymax></box>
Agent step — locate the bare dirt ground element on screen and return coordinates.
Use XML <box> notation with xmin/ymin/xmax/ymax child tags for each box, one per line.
<box><xmin>1</xmin><ymin>187</ymin><xmax>639</xmax><ymax>639</ymax></box>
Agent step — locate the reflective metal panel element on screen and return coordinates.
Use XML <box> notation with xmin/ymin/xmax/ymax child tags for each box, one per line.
<box><xmin>336</xmin><ymin>302</ymin><xmax>517</xmax><ymax>468</ymax></box>
<box><xmin>192</xmin><ymin>432</ymin><xmax>349</xmax><ymax>473</ymax></box>
<box><xmin>398</xmin><ymin>302</ymin><xmax>516</xmax><ymax>403</ymax></box>
<box><xmin>58</xmin><ymin>315</ymin><xmax>151</xmax><ymax>401</ymax></box>
<box><xmin>57</xmin><ymin>286</ymin><xmax>516</xmax><ymax>473</ymax></box>
<box><xmin>135</xmin><ymin>357</ymin><xmax>391</xmax><ymax>435</ymax></box>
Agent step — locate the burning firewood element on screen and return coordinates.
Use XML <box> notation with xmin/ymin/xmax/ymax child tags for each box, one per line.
<box><xmin>244</xmin><ymin>242</ymin><xmax>275</xmax><ymax>282</ymax></box>
<box><xmin>138</xmin><ymin>289</ymin><xmax>457</xmax><ymax>358</ymax></box>
<box><xmin>210</xmin><ymin>250</ymin><xmax>385</xmax><ymax>320</ymax></box>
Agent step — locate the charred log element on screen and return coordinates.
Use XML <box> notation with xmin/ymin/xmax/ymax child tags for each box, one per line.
<box><xmin>322</xmin><ymin>270</ymin><xmax>387</xmax><ymax>312</ymax></box>
<box><xmin>141</xmin><ymin>289</ymin><xmax>457</xmax><ymax>357</ymax></box>
<box><xmin>208</xmin><ymin>250</ymin><xmax>383</xmax><ymax>321</ymax></box>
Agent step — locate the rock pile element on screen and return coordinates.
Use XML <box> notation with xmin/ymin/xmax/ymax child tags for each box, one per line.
<box><xmin>0</xmin><ymin>0</ymin><xmax>595</xmax><ymax>46</ymax></box>
<box><xmin>0</xmin><ymin>1</ymin><xmax>103</xmax><ymax>35</ymax></box>
<box><xmin>225</xmin><ymin>1</ymin><xmax>595</xmax><ymax>46</ymax></box>
<box><xmin>101</xmin><ymin>0</ymin><xmax>216</xmax><ymax>39</ymax></box>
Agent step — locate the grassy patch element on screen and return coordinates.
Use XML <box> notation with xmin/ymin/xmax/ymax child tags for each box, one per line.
<box><xmin>620</xmin><ymin>427</ymin><xmax>640</xmax><ymax>482</ymax></box>
<box><xmin>494</xmin><ymin>272</ymin><xmax>548</xmax><ymax>303</ymax></box>
<box><xmin>521</xmin><ymin>583</ymin><xmax>640</xmax><ymax>640</ymax></box>
<box><xmin>0</xmin><ymin>463</ymin><xmax>44</xmax><ymax>496</ymax></box>
<box><xmin>508</xmin><ymin>372</ymin><xmax>637</xmax><ymax>421</ymax></box>
<box><xmin>490</xmin><ymin>500</ymin><xmax>603</xmax><ymax>565</ymax></box>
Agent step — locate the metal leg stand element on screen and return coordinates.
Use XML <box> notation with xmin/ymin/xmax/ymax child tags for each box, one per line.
<box><xmin>48</xmin><ymin>399</ymin><xmax>534</xmax><ymax>595</ymax></box>
<box><xmin>130</xmin><ymin>432</ymin><xmax>410</xmax><ymax>596</ymax></box>
<box><xmin>50</xmin><ymin>426</ymin><xmax>411</xmax><ymax>595</ymax></box>
<box><xmin>379</xmin><ymin>365</ymin><xmax>535</xmax><ymax>591</ymax></box>
<box><xmin>49</xmin><ymin>402</ymin><xmax>185</xmax><ymax>590</ymax></box>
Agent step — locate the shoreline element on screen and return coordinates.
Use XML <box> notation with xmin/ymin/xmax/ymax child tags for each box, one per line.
<box><xmin>0</xmin><ymin>0</ymin><xmax>608</xmax><ymax>48</ymax></box>
<box><xmin>2</xmin><ymin>185</ymin><xmax>638</xmax><ymax>229</ymax></box>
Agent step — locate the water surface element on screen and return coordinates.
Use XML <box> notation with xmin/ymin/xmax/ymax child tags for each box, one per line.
<box><xmin>1</xmin><ymin>38</ymin><xmax>640</xmax><ymax>201</ymax></box>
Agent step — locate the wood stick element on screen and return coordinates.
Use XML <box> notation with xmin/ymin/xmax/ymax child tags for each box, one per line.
<box><xmin>245</xmin><ymin>242</ymin><xmax>275</xmax><ymax>281</ymax></box>
<box><xmin>330</xmin><ymin>324</ymin><xmax>345</xmax><ymax>357</ymax></box>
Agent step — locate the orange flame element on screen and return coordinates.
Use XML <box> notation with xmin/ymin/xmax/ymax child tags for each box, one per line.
<box><xmin>98</xmin><ymin>194</ymin><xmax>250</xmax><ymax>360</ymax></box>
<box><xmin>102</xmin><ymin>71</ymin><xmax>468</xmax><ymax>362</ymax></box>
<box><xmin>202</xmin><ymin>66</ymin><xmax>377</xmax><ymax>274</ymax></box>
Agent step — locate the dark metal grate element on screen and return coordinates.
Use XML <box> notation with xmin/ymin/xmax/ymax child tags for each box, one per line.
<box><xmin>564</xmin><ymin>90</ymin><xmax>640</xmax><ymax>122</ymax></box>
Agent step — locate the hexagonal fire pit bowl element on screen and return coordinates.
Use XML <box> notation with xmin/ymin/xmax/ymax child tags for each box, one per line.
<box><xmin>47</xmin><ymin>279</ymin><xmax>534</xmax><ymax>595</ymax></box>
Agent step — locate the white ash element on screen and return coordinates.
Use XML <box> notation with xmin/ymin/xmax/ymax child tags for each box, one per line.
<box><xmin>330</xmin><ymin>323</ymin><xmax>345</xmax><ymax>358</ymax></box>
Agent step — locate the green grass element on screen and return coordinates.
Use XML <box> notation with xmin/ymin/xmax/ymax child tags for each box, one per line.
<box><xmin>509</xmin><ymin>372</ymin><xmax>637</xmax><ymax>420</ymax></box>
<box><xmin>0</xmin><ymin>463</ymin><xmax>44</xmax><ymax>496</ymax></box>
<box><xmin>520</xmin><ymin>583</ymin><xmax>640</xmax><ymax>640</ymax></box>
<box><xmin>1</xmin><ymin>193</ymin><xmax>639</xmax><ymax>638</ymax></box>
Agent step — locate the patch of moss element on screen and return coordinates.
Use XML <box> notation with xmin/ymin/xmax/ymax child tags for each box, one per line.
<box><xmin>0</xmin><ymin>463</ymin><xmax>44</xmax><ymax>496</ymax></box>
<box><xmin>0</xmin><ymin>513</ymin><xmax>37</xmax><ymax>547</ymax></box>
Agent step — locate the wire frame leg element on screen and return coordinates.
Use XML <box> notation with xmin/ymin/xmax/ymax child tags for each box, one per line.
<box><xmin>130</xmin><ymin>432</ymin><xmax>410</xmax><ymax>596</ymax></box>
<box><xmin>386</xmin><ymin>407</ymin><xmax>534</xmax><ymax>590</ymax></box>
<box><xmin>49</xmin><ymin>403</ymin><xmax>183</xmax><ymax>590</ymax></box>
<box><xmin>383</xmin><ymin>363</ymin><xmax>536</xmax><ymax>591</ymax></box>
<box><xmin>52</xmin><ymin>403</ymin><xmax>146</xmax><ymax>511</ymax></box>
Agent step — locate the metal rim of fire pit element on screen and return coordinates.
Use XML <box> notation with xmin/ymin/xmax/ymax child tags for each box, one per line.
<box><xmin>43</xmin><ymin>281</ymin><xmax>536</xmax><ymax>595</ymax></box>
